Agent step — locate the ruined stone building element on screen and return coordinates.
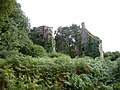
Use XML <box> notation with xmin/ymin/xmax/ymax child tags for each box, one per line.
<box><xmin>55</xmin><ymin>22</ymin><xmax>104</xmax><ymax>58</ymax></box>
<box><xmin>30</xmin><ymin>23</ymin><xmax>104</xmax><ymax>58</ymax></box>
<box><xmin>80</xmin><ymin>22</ymin><xmax>104</xmax><ymax>58</ymax></box>
<box><xmin>30</xmin><ymin>25</ymin><xmax>55</xmax><ymax>52</ymax></box>
<box><xmin>35</xmin><ymin>26</ymin><xmax>53</xmax><ymax>37</ymax></box>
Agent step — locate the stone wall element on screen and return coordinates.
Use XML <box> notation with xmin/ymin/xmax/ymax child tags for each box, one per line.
<box><xmin>80</xmin><ymin>22</ymin><xmax>104</xmax><ymax>58</ymax></box>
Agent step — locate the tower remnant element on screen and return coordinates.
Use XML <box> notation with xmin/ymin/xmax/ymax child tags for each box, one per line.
<box><xmin>81</xmin><ymin>22</ymin><xmax>86</xmax><ymax>29</ymax></box>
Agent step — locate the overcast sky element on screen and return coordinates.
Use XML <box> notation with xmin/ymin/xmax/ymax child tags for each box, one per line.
<box><xmin>17</xmin><ymin>0</ymin><xmax>120</xmax><ymax>52</ymax></box>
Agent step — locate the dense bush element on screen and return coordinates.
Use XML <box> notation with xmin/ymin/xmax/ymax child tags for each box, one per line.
<box><xmin>0</xmin><ymin>50</ymin><xmax>23</xmax><ymax>59</ymax></box>
<box><xmin>110</xmin><ymin>58</ymin><xmax>120</xmax><ymax>90</ymax></box>
<box><xmin>104</xmin><ymin>51</ymin><xmax>120</xmax><ymax>61</ymax></box>
<box><xmin>48</xmin><ymin>52</ymin><xmax>69</xmax><ymax>58</ymax></box>
<box><xmin>0</xmin><ymin>56</ymin><xmax>115</xmax><ymax>90</ymax></box>
<box><xmin>19</xmin><ymin>44</ymin><xmax>46</xmax><ymax>58</ymax></box>
<box><xmin>31</xmin><ymin>44</ymin><xmax>46</xmax><ymax>57</ymax></box>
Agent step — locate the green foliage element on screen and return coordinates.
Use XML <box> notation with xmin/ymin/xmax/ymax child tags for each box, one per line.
<box><xmin>0</xmin><ymin>28</ymin><xmax>19</xmax><ymax>50</ymax></box>
<box><xmin>0</xmin><ymin>0</ymin><xmax>15</xmax><ymax>17</ymax></box>
<box><xmin>0</xmin><ymin>0</ymin><xmax>119</xmax><ymax>90</ymax></box>
<box><xmin>104</xmin><ymin>51</ymin><xmax>120</xmax><ymax>61</ymax></box>
<box><xmin>55</xmin><ymin>24</ymin><xmax>101</xmax><ymax>58</ymax></box>
<box><xmin>64</xmin><ymin>74</ymin><xmax>97</xmax><ymax>90</ymax></box>
<box><xmin>30</xmin><ymin>26</ymin><xmax>54</xmax><ymax>53</ymax></box>
<box><xmin>84</xmin><ymin>37</ymin><xmax>100</xmax><ymax>58</ymax></box>
<box><xmin>48</xmin><ymin>52</ymin><xmax>69</xmax><ymax>58</ymax></box>
<box><xmin>30</xmin><ymin>30</ymin><xmax>43</xmax><ymax>46</ymax></box>
<box><xmin>0</xmin><ymin>0</ymin><xmax>34</xmax><ymax>57</ymax></box>
<box><xmin>0</xmin><ymin>50</ymin><xmax>22</xmax><ymax>59</ymax></box>
<box><xmin>32</xmin><ymin>44</ymin><xmax>46</xmax><ymax>57</ymax></box>
<box><xmin>55</xmin><ymin>24</ymin><xmax>81</xmax><ymax>58</ymax></box>
<box><xmin>112</xmin><ymin>59</ymin><xmax>120</xmax><ymax>83</ymax></box>
<box><xmin>19</xmin><ymin>44</ymin><xmax>45</xmax><ymax>58</ymax></box>
<box><xmin>113</xmin><ymin>82</ymin><xmax>120</xmax><ymax>90</ymax></box>
<box><xmin>0</xmin><ymin>56</ymin><xmax>114</xmax><ymax>90</ymax></box>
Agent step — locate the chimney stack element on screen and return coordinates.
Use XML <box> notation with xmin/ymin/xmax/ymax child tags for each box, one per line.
<box><xmin>81</xmin><ymin>22</ymin><xmax>86</xmax><ymax>29</ymax></box>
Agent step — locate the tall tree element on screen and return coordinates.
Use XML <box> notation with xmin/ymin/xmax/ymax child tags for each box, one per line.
<box><xmin>0</xmin><ymin>0</ymin><xmax>15</xmax><ymax>31</ymax></box>
<box><xmin>55</xmin><ymin>24</ymin><xmax>81</xmax><ymax>58</ymax></box>
<box><xmin>0</xmin><ymin>0</ymin><xmax>34</xmax><ymax>58</ymax></box>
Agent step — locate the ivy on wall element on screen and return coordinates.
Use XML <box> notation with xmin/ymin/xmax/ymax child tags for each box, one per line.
<box><xmin>55</xmin><ymin>24</ymin><xmax>101</xmax><ymax>58</ymax></box>
<box><xmin>84</xmin><ymin>36</ymin><xmax>100</xmax><ymax>58</ymax></box>
<box><xmin>30</xmin><ymin>26</ymin><xmax>54</xmax><ymax>53</ymax></box>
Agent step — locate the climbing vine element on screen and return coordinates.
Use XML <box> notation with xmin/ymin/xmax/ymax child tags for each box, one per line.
<box><xmin>84</xmin><ymin>36</ymin><xmax>100</xmax><ymax>58</ymax></box>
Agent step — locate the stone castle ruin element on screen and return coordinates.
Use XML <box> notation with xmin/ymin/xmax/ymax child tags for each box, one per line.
<box><xmin>30</xmin><ymin>23</ymin><xmax>104</xmax><ymax>58</ymax></box>
<box><xmin>80</xmin><ymin>22</ymin><xmax>104</xmax><ymax>58</ymax></box>
<box><xmin>35</xmin><ymin>26</ymin><xmax>53</xmax><ymax>37</ymax></box>
<box><xmin>30</xmin><ymin>25</ymin><xmax>55</xmax><ymax>52</ymax></box>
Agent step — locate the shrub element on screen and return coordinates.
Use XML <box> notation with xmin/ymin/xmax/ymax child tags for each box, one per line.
<box><xmin>0</xmin><ymin>56</ymin><xmax>115</xmax><ymax>89</ymax></box>
<box><xmin>0</xmin><ymin>50</ymin><xmax>23</xmax><ymax>59</ymax></box>
<box><xmin>48</xmin><ymin>52</ymin><xmax>69</xmax><ymax>58</ymax></box>
<box><xmin>32</xmin><ymin>44</ymin><xmax>46</xmax><ymax>57</ymax></box>
<box><xmin>112</xmin><ymin>59</ymin><xmax>120</xmax><ymax>83</ymax></box>
<box><xmin>64</xmin><ymin>74</ymin><xmax>94</xmax><ymax>90</ymax></box>
<box><xmin>104</xmin><ymin>51</ymin><xmax>120</xmax><ymax>61</ymax></box>
<box><xmin>113</xmin><ymin>82</ymin><xmax>120</xmax><ymax>90</ymax></box>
